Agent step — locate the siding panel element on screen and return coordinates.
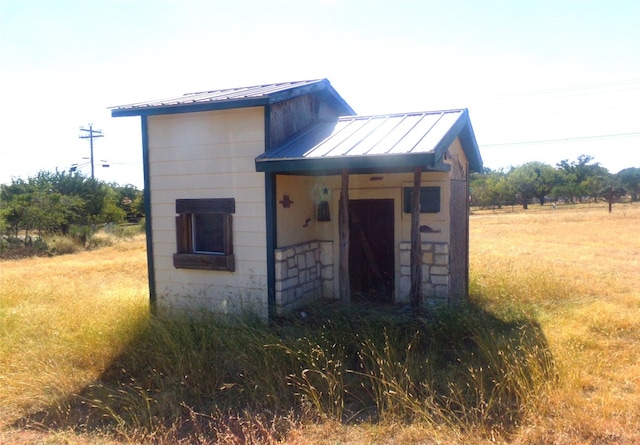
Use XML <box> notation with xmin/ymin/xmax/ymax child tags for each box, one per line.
<box><xmin>148</xmin><ymin>107</ymin><xmax>268</xmax><ymax>317</ymax></box>
<box><xmin>151</xmin><ymin>144</ymin><xmax>263</xmax><ymax>163</ymax></box>
<box><xmin>152</xmin><ymin>157</ymin><xmax>258</xmax><ymax>177</ymax></box>
<box><xmin>151</xmin><ymin>172</ymin><xmax>264</xmax><ymax>190</ymax></box>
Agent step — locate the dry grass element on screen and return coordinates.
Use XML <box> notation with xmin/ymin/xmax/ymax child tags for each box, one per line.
<box><xmin>469</xmin><ymin>203</ymin><xmax>640</xmax><ymax>443</ymax></box>
<box><xmin>1</xmin><ymin>204</ymin><xmax>639</xmax><ymax>444</ymax></box>
<box><xmin>0</xmin><ymin>235</ymin><xmax>149</xmax><ymax>424</ymax></box>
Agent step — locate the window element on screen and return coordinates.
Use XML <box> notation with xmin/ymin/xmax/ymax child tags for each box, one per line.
<box><xmin>173</xmin><ymin>198</ymin><xmax>235</xmax><ymax>271</ymax></box>
<box><xmin>193</xmin><ymin>213</ymin><xmax>225</xmax><ymax>254</ymax></box>
<box><xmin>403</xmin><ymin>186</ymin><xmax>441</xmax><ymax>213</ymax></box>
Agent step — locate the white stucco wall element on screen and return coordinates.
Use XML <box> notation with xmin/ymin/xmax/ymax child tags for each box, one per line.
<box><xmin>276</xmin><ymin>175</ymin><xmax>319</xmax><ymax>247</ymax></box>
<box><xmin>147</xmin><ymin>107</ymin><xmax>268</xmax><ymax>318</ymax></box>
<box><xmin>444</xmin><ymin>137</ymin><xmax>469</xmax><ymax>181</ymax></box>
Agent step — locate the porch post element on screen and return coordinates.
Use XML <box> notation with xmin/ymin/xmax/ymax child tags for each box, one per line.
<box><xmin>140</xmin><ymin>116</ymin><xmax>156</xmax><ymax>314</ymax></box>
<box><xmin>339</xmin><ymin>168</ymin><xmax>351</xmax><ymax>304</ymax></box>
<box><xmin>410</xmin><ymin>166</ymin><xmax>423</xmax><ymax>309</ymax></box>
<box><xmin>265</xmin><ymin>171</ymin><xmax>277</xmax><ymax>319</ymax></box>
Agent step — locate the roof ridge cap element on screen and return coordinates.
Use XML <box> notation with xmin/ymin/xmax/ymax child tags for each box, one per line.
<box><xmin>338</xmin><ymin>109</ymin><xmax>467</xmax><ymax>120</ymax></box>
<box><xmin>184</xmin><ymin>79</ymin><xmax>325</xmax><ymax>97</ymax></box>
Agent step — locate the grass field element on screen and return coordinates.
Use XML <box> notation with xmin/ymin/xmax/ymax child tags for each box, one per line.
<box><xmin>1</xmin><ymin>204</ymin><xmax>639</xmax><ymax>444</ymax></box>
<box><xmin>469</xmin><ymin>204</ymin><xmax>640</xmax><ymax>444</ymax></box>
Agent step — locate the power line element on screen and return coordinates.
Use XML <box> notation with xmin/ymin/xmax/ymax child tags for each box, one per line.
<box><xmin>482</xmin><ymin>131</ymin><xmax>640</xmax><ymax>148</ymax></box>
<box><xmin>470</xmin><ymin>78</ymin><xmax>640</xmax><ymax>107</ymax></box>
<box><xmin>106</xmin><ymin>161</ymin><xmax>142</xmax><ymax>166</ymax></box>
<box><xmin>494</xmin><ymin>78</ymin><xmax>640</xmax><ymax>98</ymax></box>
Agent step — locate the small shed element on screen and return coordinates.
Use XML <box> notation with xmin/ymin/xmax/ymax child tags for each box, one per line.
<box><xmin>111</xmin><ymin>79</ymin><xmax>482</xmax><ymax>318</ymax></box>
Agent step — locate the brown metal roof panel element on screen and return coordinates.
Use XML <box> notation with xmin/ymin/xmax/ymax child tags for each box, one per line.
<box><xmin>186</xmin><ymin>80</ymin><xmax>324</xmax><ymax>102</ymax></box>
<box><xmin>113</xmin><ymin>80</ymin><xmax>323</xmax><ymax>110</ymax></box>
<box><xmin>180</xmin><ymin>88</ymin><xmax>250</xmax><ymax>102</ymax></box>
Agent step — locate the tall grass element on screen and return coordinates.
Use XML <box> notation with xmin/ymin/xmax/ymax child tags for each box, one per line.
<box><xmin>1</xmin><ymin>302</ymin><xmax>556</xmax><ymax>443</ymax></box>
<box><xmin>79</xmin><ymin>308</ymin><xmax>552</xmax><ymax>442</ymax></box>
<box><xmin>2</xmin><ymin>204</ymin><xmax>639</xmax><ymax>444</ymax></box>
<box><xmin>0</xmin><ymin>237</ymin><xmax>149</xmax><ymax>417</ymax></box>
<box><xmin>469</xmin><ymin>204</ymin><xmax>640</xmax><ymax>443</ymax></box>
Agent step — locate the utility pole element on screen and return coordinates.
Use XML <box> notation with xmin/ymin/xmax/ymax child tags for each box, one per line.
<box><xmin>79</xmin><ymin>124</ymin><xmax>104</xmax><ymax>179</ymax></box>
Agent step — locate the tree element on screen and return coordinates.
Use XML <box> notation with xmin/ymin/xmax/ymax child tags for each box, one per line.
<box><xmin>470</xmin><ymin>168</ymin><xmax>514</xmax><ymax>208</ymax></box>
<box><xmin>1</xmin><ymin>178</ymin><xmax>30</xmax><ymax>236</ymax></box>
<box><xmin>0</xmin><ymin>170</ymin><xmax>144</xmax><ymax>238</ymax></box>
<box><xmin>1</xmin><ymin>191</ymin><xmax>31</xmax><ymax>236</ymax></box>
<box><xmin>555</xmin><ymin>155</ymin><xmax>611</xmax><ymax>203</ymax></box>
<box><xmin>110</xmin><ymin>183</ymin><xmax>144</xmax><ymax>222</ymax></box>
<box><xmin>43</xmin><ymin>171</ymin><xmax>113</xmax><ymax>224</ymax></box>
<box><xmin>557</xmin><ymin>155</ymin><xmax>594</xmax><ymax>183</ymax></box>
<box><xmin>617</xmin><ymin>167</ymin><xmax>640</xmax><ymax>202</ymax></box>
<box><xmin>1</xmin><ymin>173</ymin><xmax>87</xmax><ymax>236</ymax></box>
<box><xmin>508</xmin><ymin>162</ymin><xmax>557</xmax><ymax>209</ymax></box>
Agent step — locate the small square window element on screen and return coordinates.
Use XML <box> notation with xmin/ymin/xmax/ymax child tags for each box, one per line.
<box><xmin>193</xmin><ymin>213</ymin><xmax>224</xmax><ymax>254</ymax></box>
<box><xmin>173</xmin><ymin>198</ymin><xmax>235</xmax><ymax>271</ymax></box>
<box><xmin>403</xmin><ymin>187</ymin><xmax>441</xmax><ymax>213</ymax></box>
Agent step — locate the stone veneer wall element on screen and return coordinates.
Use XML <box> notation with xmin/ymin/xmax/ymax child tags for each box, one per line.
<box><xmin>274</xmin><ymin>240</ymin><xmax>334</xmax><ymax>314</ymax></box>
<box><xmin>399</xmin><ymin>241</ymin><xmax>450</xmax><ymax>304</ymax></box>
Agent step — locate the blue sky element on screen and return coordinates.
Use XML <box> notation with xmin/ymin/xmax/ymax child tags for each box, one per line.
<box><xmin>1</xmin><ymin>0</ymin><xmax>639</xmax><ymax>188</ymax></box>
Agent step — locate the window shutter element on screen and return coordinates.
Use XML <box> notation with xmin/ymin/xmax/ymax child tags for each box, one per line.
<box><xmin>224</xmin><ymin>214</ymin><xmax>233</xmax><ymax>255</ymax></box>
<box><xmin>176</xmin><ymin>213</ymin><xmax>192</xmax><ymax>253</ymax></box>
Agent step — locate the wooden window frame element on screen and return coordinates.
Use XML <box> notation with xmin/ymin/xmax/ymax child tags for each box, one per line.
<box><xmin>403</xmin><ymin>186</ymin><xmax>441</xmax><ymax>214</ymax></box>
<box><xmin>173</xmin><ymin>198</ymin><xmax>235</xmax><ymax>271</ymax></box>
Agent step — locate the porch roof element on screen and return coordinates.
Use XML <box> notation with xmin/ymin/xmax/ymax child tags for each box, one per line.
<box><xmin>255</xmin><ymin>109</ymin><xmax>482</xmax><ymax>174</ymax></box>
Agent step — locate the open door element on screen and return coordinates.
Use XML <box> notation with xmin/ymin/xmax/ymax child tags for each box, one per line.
<box><xmin>348</xmin><ymin>199</ymin><xmax>394</xmax><ymax>303</ymax></box>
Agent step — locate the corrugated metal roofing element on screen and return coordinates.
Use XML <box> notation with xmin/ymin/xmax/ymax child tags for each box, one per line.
<box><xmin>110</xmin><ymin>78</ymin><xmax>481</xmax><ymax>172</ymax></box>
<box><xmin>302</xmin><ymin>111</ymin><xmax>462</xmax><ymax>158</ymax></box>
<box><xmin>112</xmin><ymin>79</ymin><xmax>327</xmax><ymax>112</ymax></box>
<box><xmin>255</xmin><ymin>109</ymin><xmax>481</xmax><ymax>173</ymax></box>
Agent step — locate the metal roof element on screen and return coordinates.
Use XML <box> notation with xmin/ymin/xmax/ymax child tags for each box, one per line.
<box><xmin>255</xmin><ymin>109</ymin><xmax>483</xmax><ymax>173</ymax></box>
<box><xmin>111</xmin><ymin>79</ymin><xmax>355</xmax><ymax>117</ymax></box>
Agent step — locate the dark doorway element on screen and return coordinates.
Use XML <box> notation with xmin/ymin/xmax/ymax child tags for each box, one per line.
<box><xmin>349</xmin><ymin>199</ymin><xmax>394</xmax><ymax>303</ymax></box>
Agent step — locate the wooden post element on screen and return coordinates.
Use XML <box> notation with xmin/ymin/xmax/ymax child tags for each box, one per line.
<box><xmin>339</xmin><ymin>169</ymin><xmax>351</xmax><ymax>304</ymax></box>
<box><xmin>410</xmin><ymin>167</ymin><xmax>422</xmax><ymax>309</ymax></box>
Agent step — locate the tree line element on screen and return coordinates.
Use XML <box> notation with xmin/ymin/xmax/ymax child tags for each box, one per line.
<box><xmin>2</xmin><ymin>156</ymin><xmax>639</xmax><ymax>239</ymax></box>
<box><xmin>470</xmin><ymin>155</ymin><xmax>640</xmax><ymax>209</ymax></box>
<box><xmin>0</xmin><ymin>170</ymin><xmax>144</xmax><ymax>239</ymax></box>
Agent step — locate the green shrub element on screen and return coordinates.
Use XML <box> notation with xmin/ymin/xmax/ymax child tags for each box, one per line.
<box><xmin>0</xmin><ymin>235</ymin><xmax>50</xmax><ymax>258</ymax></box>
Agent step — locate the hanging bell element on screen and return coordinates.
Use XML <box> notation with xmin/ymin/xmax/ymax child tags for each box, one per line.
<box><xmin>317</xmin><ymin>200</ymin><xmax>331</xmax><ymax>222</ymax></box>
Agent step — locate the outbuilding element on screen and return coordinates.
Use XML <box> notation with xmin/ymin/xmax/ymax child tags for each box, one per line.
<box><xmin>111</xmin><ymin>79</ymin><xmax>483</xmax><ymax>319</ymax></box>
